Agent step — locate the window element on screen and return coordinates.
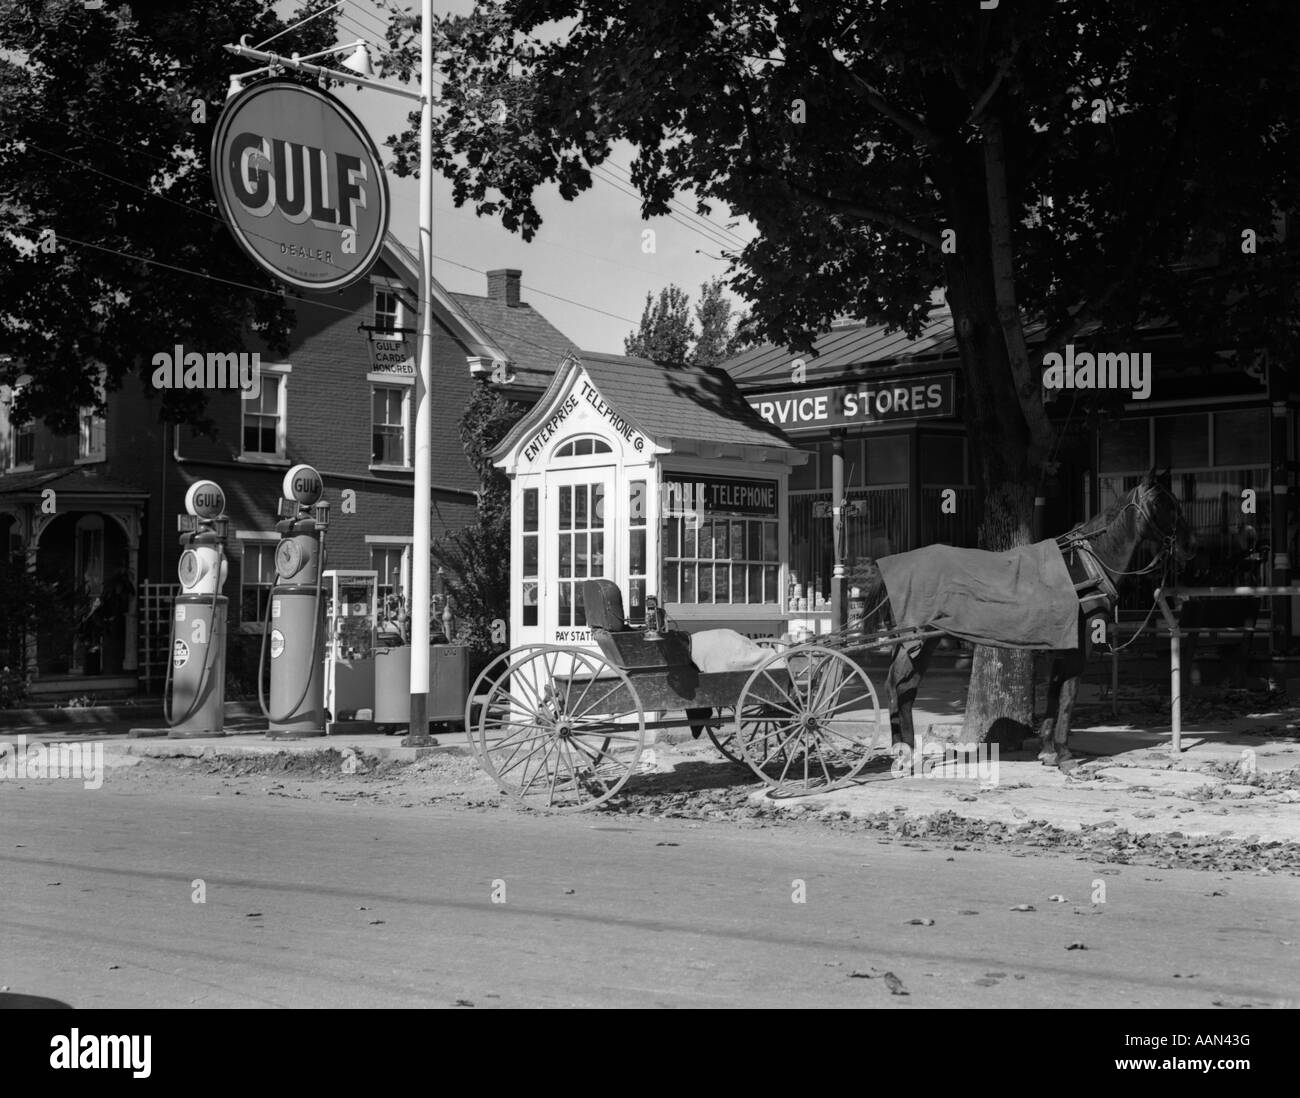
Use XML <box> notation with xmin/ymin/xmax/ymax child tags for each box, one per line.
<box><xmin>661</xmin><ymin>493</ymin><xmax>780</xmax><ymax>606</ymax></box>
<box><xmin>1098</xmin><ymin>418</ymin><xmax>1150</xmax><ymax>474</ymax></box>
<box><xmin>240</xmin><ymin>541</ymin><xmax>278</xmax><ymax>624</ymax></box>
<box><xmin>554</xmin><ymin>436</ymin><xmax>613</xmax><ymax>458</ymax></box>
<box><xmin>374</xmin><ymin>288</ymin><xmax>401</xmax><ymax>332</ymax></box>
<box><xmin>242</xmin><ymin>373</ymin><xmax>284</xmax><ymax>458</ymax></box>
<box><xmin>865</xmin><ymin>434</ymin><xmax>909</xmax><ymax>485</ymax></box>
<box><xmin>556</xmin><ymin>482</ymin><xmax>605</xmax><ymax>627</ymax></box>
<box><xmin>1214</xmin><ymin>408</ymin><xmax>1269</xmax><ymax>466</ymax></box>
<box><xmin>13</xmin><ymin>417</ymin><xmax>33</xmax><ymax>468</ymax></box>
<box><xmin>78</xmin><ymin>405</ymin><xmax>106</xmax><ymax>462</ymax></box>
<box><xmin>371</xmin><ymin>386</ymin><xmax>408</xmax><ymax>467</ymax></box>
<box><xmin>371</xmin><ymin>545</ymin><xmax>406</xmax><ymax>602</ymax></box>
<box><xmin>920</xmin><ymin>434</ymin><xmax>965</xmax><ymax>485</ymax></box>
<box><xmin>2</xmin><ymin>383</ymin><xmax>35</xmax><ymax>470</ymax></box>
<box><xmin>521</xmin><ymin>488</ymin><xmax>538</xmax><ymax>627</ymax></box>
<box><xmin>628</xmin><ymin>480</ymin><xmax>646</xmax><ymax>622</ymax></box>
<box><xmin>1155</xmin><ymin>414</ymin><xmax>1209</xmax><ymax>469</ymax></box>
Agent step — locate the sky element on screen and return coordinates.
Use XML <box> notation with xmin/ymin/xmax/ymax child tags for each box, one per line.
<box><xmin>283</xmin><ymin>0</ymin><xmax>755</xmax><ymax>354</ymax></box>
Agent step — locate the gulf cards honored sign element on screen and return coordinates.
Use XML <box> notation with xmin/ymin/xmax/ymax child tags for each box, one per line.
<box><xmin>212</xmin><ymin>81</ymin><xmax>390</xmax><ymax>293</ymax></box>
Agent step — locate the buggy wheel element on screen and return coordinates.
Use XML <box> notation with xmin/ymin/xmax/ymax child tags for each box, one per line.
<box><xmin>467</xmin><ymin>645</ymin><xmax>646</xmax><ymax>812</ymax></box>
<box><xmin>734</xmin><ymin>644</ymin><xmax>884</xmax><ymax>795</ymax></box>
<box><xmin>705</xmin><ymin>637</ymin><xmax>793</xmax><ymax>763</ymax></box>
<box><xmin>707</xmin><ymin>705</ymin><xmax>788</xmax><ymax>765</ymax></box>
<box><xmin>464</xmin><ymin>645</ymin><xmax>550</xmax><ymax>758</ymax></box>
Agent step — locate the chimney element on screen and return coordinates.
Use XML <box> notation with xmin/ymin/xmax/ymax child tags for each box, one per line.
<box><xmin>487</xmin><ymin>269</ymin><xmax>522</xmax><ymax>307</ymax></box>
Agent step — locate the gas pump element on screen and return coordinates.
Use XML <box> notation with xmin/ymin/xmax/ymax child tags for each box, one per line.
<box><xmin>165</xmin><ymin>481</ymin><xmax>230</xmax><ymax>738</ymax></box>
<box><xmin>259</xmin><ymin>464</ymin><xmax>330</xmax><ymax>738</ymax></box>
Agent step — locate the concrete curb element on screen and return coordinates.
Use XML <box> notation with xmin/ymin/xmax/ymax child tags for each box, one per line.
<box><xmin>122</xmin><ymin>739</ymin><xmax>470</xmax><ymax>763</ymax></box>
<box><xmin>2</xmin><ymin>701</ymin><xmax>263</xmax><ymax>726</ymax></box>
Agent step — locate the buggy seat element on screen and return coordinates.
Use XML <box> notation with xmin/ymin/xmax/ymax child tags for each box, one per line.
<box><xmin>581</xmin><ymin>579</ymin><xmax>775</xmax><ymax>674</ymax></box>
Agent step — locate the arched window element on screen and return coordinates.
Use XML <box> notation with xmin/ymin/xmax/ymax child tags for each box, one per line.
<box><xmin>554</xmin><ymin>436</ymin><xmax>612</xmax><ymax>458</ymax></box>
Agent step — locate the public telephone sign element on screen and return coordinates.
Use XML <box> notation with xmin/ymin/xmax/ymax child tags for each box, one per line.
<box><xmin>211</xmin><ymin>81</ymin><xmax>390</xmax><ymax>293</ymax></box>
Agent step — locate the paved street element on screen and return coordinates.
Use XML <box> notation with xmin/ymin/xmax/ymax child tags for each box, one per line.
<box><xmin>2</xmin><ymin>760</ymin><xmax>1296</xmax><ymax>1009</ymax></box>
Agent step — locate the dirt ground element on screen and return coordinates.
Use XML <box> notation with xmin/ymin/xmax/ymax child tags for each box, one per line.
<box><xmin>95</xmin><ymin>738</ymin><xmax>1300</xmax><ymax>877</ymax></box>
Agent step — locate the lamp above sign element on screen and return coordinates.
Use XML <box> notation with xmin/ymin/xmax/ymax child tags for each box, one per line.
<box><xmin>211</xmin><ymin>81</ymin><xmax>390</xmax><ymax>293</ymax></box>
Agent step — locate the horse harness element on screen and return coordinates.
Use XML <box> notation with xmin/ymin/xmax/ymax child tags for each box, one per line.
<box><xmin>1054</xmin><ymin>481</ymin><xmax>1183</xmax><ymax>638</ymax></box>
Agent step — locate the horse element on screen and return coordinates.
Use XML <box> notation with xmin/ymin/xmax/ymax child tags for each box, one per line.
<box><xmin>851</xmin><ymin>469</ymin><xmax>1196</xmax><ymax>771</ymax></box>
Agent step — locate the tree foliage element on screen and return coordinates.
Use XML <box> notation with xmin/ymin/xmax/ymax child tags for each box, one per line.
<box><xmin>379</xmin><ymin>0</ymin><xmax>1300</xmax><ymax>737</ymax></box>
<box><xmin>431</xmin><ymin>381</ymin><xmax>526</xmax><ymax>661</ymax></box>
<box><xmin>623</xmin><ymin>284</ymin><xmax>691</xmax><ymax>363</ymax></box>
<box><xmin>0</xmin><ymin>0</ymin><xmax>343</xmax><ymax>433</ymax></box>
<box><xmin>623</xmin><ymin>278</ymin><xmax>748</xmax><ymax>366</ymax></box>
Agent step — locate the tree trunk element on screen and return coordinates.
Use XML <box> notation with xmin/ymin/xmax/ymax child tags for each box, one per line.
<box><xmin>962</xmin><ymin>480</ymin><xmax>1037</xmax><ymax>746</ymax></box>
<box><xmin>935</xmin><ymin>142</ymin><xmax>1041</xmax><ymax>745</ymax></box>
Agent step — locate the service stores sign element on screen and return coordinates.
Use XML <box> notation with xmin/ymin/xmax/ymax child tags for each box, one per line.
<box><xmin>212</xmin><ymin>81</ymin><xmax>390</xmax><ymax>293</ymax></box>
<box><xmin>748</xmin><ymin>373</ymin><xmax>957</xmax><ymax>433</ymax></box>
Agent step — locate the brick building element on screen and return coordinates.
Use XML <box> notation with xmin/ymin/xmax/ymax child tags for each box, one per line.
<box><xmin>0</xmin><ymin>235</ymin><xmax>577</xmax><ymax>698</ymax></box>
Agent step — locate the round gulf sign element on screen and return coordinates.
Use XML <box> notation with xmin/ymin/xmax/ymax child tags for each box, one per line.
<box><xmin>211</xmin><ymin>81</ymin><xmax>390</xmax><ymax>293</ymax></box>
<box><xmin>173</xmin><ymin>639</ymin><xmax>190</xmax><ymax>669</ymax></box>
<box><xmin>283</xmin><ymin>463</ymin><xmax>323</xmax><ymax>507</ymax></box>
<box><xmin>185</xmin><ymin>480</ymin><xmax>225</xmax><ymax>519</ymax></box>
<box><xmin>270</xmin><ymin>629</ymin><xmax>285</xmax><ymax>659</ymax></box>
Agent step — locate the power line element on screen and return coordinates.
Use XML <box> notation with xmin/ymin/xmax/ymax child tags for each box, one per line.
<box><xmin>2</xmin><ymin>128</ymin><xmax>644</xmax><ymax>326</ymax></box>
<box><xmin>590</xmin><ymin>165</ymin><xmax>741</xmax><ymax>256</ymax></box>
<box><xmin>601</xmin><ymin>158</ymin><xmax>751</xmax><ymax>250</ymax></box>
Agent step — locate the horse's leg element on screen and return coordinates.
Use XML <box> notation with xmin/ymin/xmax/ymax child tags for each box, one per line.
<box><xmin>1037</xmin><ymin>654</ymin><xmax>1066</xmax><ymax>765</ymax></box>
<box><xmin>1048</xmin><ymin>644</ymin><xmax>1088</xmax><ymax>772</ymax></box>
<box><xmin>887</xmin><ymin>645</ymin><xmax>907</xmax><ymax>747</ymax></box>
<box><xmin>890</xmin><ymin>639</ymin><xmax>939</xmax><ymax>751</ymax></box>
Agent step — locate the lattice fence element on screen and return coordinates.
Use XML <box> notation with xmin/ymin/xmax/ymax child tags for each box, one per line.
<box><xmin>138</xmin><ymin>582</ymin><xmax>180</xmax><ymax>692</ymax></box>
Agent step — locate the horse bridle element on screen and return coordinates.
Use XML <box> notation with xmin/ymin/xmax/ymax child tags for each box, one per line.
<box><xmin>1060</xmin><ymin>479</ymin><xmax>1185</xmax><ymax>580</ymax></box>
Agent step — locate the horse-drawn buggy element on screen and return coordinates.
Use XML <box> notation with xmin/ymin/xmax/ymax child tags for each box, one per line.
<box><xmin>462</xmin><ymin>471</ymin><xmax>1195</xmax><ymax>811</ymax></box>
<box><xmin>463</xmin><ymin>577</ymin><xmax>894</xmax><ymax>811</ymax></box>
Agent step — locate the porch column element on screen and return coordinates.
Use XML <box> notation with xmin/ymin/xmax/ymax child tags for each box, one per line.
<box><xmin>122</xmin><ymin>510</ymin><xmax>141</xmax><ymax>673</ymax></box>
<box><xmin>23</xmin><ymin>506</ymin><xmax>38</xmax><ymax>681</ymax></box>
<box><xmin>831</xmin><ymin>429</ymin><xmax>846</xmax><ymax>632</ymax></box>
<box><xmin>1269</xmin><ymin>389</ymin><xmax>1291</xmax><ymax>651</ymax></box>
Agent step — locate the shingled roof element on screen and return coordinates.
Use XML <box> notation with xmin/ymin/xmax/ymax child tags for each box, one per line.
<box><xmin>721</xmin><ymin>311</ymin><xmax>961</xmax><ymax>388</ymax></box>
<box><xmin>450</xmin><ymin>293</ymin><xmax>578</xmax><ymax>385</ymax></box>
<box><xmin>493</xmin><ymin>351</ymin><xmax>800</xmax><ymax>462</ymax></box>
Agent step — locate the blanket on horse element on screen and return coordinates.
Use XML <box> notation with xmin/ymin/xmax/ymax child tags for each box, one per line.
<box><xmin>877</xmin><ymin>539</ymin><xmax>1079</xmax><ymax>651</ymax></box>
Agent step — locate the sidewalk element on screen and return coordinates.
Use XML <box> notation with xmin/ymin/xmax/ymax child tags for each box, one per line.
<box><xmin>6</xmin><ymin>682</ymin><xmax>1299</xmax><ymax>846</ymax></box>
<box><xmin>733</xmin><ymin>679</ymin><xmax>1300</xmax><ymax>846</ymax></box>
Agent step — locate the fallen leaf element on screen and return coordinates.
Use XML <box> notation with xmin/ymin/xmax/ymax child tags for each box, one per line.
<box><xmin>245</xmin><ymin>912</ymin><xmax>262</xmax><ymax>918</ymax></box>
<box><xmin>958</xmin><ymin>909</ymin><xmax>979</xmax><ymax>915</ymax></box>
<box><xmin>655</xmin><ymin>842</ymin><xmax>679</xmax><ymax>847</ymax></box>
<box><xmin>1010</xmin><ymin>904</ymin><xmax>1036</xmax><ymax>912</ymax></box>
<box><xmin>907</xmin><ymin>918</ymin><xmax>935</xmax><ymax>926</ymax></box>
<box><xmin>1066</xmin><ymin>942</ymin><xmax>1088</xmax><ymax>951</ymax></box>
<box><xmin>563</xmin><ymin>888</ymin><xmax>575</xmax><ymax>895</ymax></box>
<box><xmin>368</xmin><ymin>919</ymin><xmax>385</xmax><ymax>925</ymax></box>
<box><xmin>454</xmin><ymin>999</ymin><xmax>474</xmax><ymax>1008</ymax></box>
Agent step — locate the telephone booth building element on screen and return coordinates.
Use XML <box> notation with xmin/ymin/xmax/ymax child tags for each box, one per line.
<box><xmin>493</xmin><ymin>353</ymin><xmax>807</xmax><ymax>650</ymax></box>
